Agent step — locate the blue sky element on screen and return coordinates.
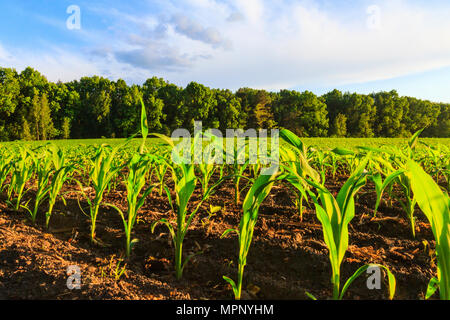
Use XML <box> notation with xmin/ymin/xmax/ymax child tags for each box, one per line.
<box><xmin>1</xmin><ymin>0</ymin><xmax>450</xmax><ymax>102</ymax></box>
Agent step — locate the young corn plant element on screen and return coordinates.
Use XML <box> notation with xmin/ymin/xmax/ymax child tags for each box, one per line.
<box><xmin>290</xmin><ymin>158</ymin><xmax>396</xmax><ymax>300</ymax></box>
<box><xmin>7</xmin><ymin>147</ymin><xmax>34</xmax><ymax>210</ymax></box>
<box><xmin>151</xmin><ymin>133</ymin><xmax>226</xmax><ymax>279</ymax></box>
<box><xmin>150</xmin><ymin>133</ymin><xmax>201</xmax><ymax>279</ymax></box>
<box><xmin>279</xmin><ymin>129</ymin><xmax>320</xmax><ymax>220</ymax></box>
<box><xmin>366</xmin><ymin>151</ymin><xmax>405</xmax><ymax>215</ymax></box>
<box><xmin>26</xmin><ymin>148</ymin><xmax>53</xmax><ymax>224</ymax></box>
<box><xmin>46</xmin><ymin>145</ymin><xmax>75</xmax><ymax>228</ymax></box>
<box><xmin>77</xmin><ymin>144</ymin><xmax>124</xmax><ymax>242</ymax></box>
<box><xmin>325</xmin><ymin>151</ymin><xmax>340</xmax><ymax>179</ymax></box>
<box><xmin>198</xmin><ymin>155</ymin><xmax>220</xmax><ymax>200</ymax></box>
<box><xmin>152</xmin><ymin>154</ymin><xmax>169</xmax><ymax>196</ymax></box>
<box><xmin>0</xmin><ymin>150</ymin><xmax>13</xmax><ymax>192</ymax></box>
<box><xmin>365</xmin><ymin>130</ymin><xmax>425</xmax><ymax>236</ymax></box>
<box><xmin>421</xmin><ymin>143</ymin><xmax>448</xmax><ymax>183</ymax></box>
<box><xmin>198</xmin><ymin>131</ymin><xmax>224</xmax><ymax>200</ymax></box>
<box><xmin>395</xmin><ymin>174</ymin><xmax>418</xmax><ymax>237</ymax></box>
<box><xmin>110</xmin><ymin>153</ymin><xmax>157</xmax><ymax>258</ymax></box>
<box><xmin>407</xmin><ymin>160</ymin><xmax>450</xmax><ymax>300</ymax></box>
<box><xmin>221</xmin><ymin>170</ymin><xmax>279</xmax><ymax>300</ymax></box>
<box><xmin>227</xmin><ymin>141</ymin><xmax>250</xmax><ymax>205</ymax></box>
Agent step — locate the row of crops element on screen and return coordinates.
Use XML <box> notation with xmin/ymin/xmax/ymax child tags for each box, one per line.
<box><xmin>0</xmin><ymin>104</ymin><xmax>449</xmax><ymax>300</ymax></box>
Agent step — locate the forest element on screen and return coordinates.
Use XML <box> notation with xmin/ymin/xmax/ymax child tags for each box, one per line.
<box><xmin>0</xmin><ymin>66</ymin><xmax>449</xmax><ymax>141</ymax></box>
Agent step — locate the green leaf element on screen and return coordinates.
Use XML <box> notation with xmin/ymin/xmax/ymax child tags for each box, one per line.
<box><xmin>221</xmin><ymin>228</ymin><xmax>238</xmax><ymax>239</ymax></box>
<box><xmin>339</xmin><ymin>264</ymin><xmax>396</xmax><ymax>300</ymax></box>
<box><xmin>140</xmin><ymin>98</ymin><xmax>148</xmax><ymax>140</ymax></box>
<box><xmin>425</xmin><ymin>277</ymin><xmax>439</xmax><ymax>299</ymax></box>
<box><xmin>408</xmin><ymin>128</ymin><xmax>425</xmax><ymax>150</ymax></box>
<box><xmin>223</xmin><ymin>276</ymin><xmax>239</xmax><ymax>299</ymax></box>
<box><xmin>280</xmin><ymin>128</ymin><xmax>305</xmax><ymax>153</ymax></box>
<box><xmin>332</xmin><ymin>147</ymin><xmax>355</xmax><ymax>156</ymax></box>
<box><xmin>305</xmin><ymin>291</ymin><xmax>317</xmax><ymax>300</ymax></box>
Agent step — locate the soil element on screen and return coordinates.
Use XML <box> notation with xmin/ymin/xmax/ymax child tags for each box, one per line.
<box><xmin>0</xmin><ymin>171</ymin><xmax>439</xmax><ymax>300</ymax></box>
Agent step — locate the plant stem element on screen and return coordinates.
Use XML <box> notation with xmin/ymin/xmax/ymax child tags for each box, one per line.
<box><xmin>126</xmin><ymin>231</ymin><xmax>131</xmax><ymax>258</ymax></box>
<box><xmin>235</xmin><ymin>180</ymin><xmax>240</xmax><ymax>205</ymax></box>
<box><xmin>91</xmin><ymin>203</ymin><xmax>100</xmax><ymax>241</ymax></box>
<box><xmin>175</xmin><ymin>240</ymin><xmax>183</xmax><ymax>280</ymax></box>
<box><xmin>236</xmin><ymin>263</ymin><xmax>245</xmax><ymax>300</ymax></box>
<box><xmin>332</xmin><ymin>273</ymin><xmax>340</xmax><ymax>300</ymax></box>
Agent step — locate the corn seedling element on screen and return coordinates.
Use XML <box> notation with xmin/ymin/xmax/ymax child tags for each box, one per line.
<box><xmin>150</xmin><ymin>133</ymin><xmax>201</xmax><ymax>279</ymax></box>
<box><xmin>224</xmin><ymin>137</ymin><xmax>252</xmax><ymax>205</ymax></box>
<box><xmin>26</xmin><ymin>148</ymin><xmax>53</xmax><ymax>224</ymax></box>
<box><xmin>302</xmin><ymin>158</ymin><xmax>396</xmax><ymax>300</ymax></box>
<box><xmin>77</xmin><ymin>144</ymin><xmax>124</xmax><ymax>242</ymax></box>
<box><xmin>369</xmin><ymin>169</ymin><xmax>405</xmax><ymax>217</ymax></box>
<box><xmin>151</xmin><ymin>133</ymin><xmax>226</xmax><ymax>279</ymax></box>
<box><xmin>0</xmin><ymin>149</ymin><xmax>12</xmax><ymax>192</ymax></box>
<box><xmin>46</xmin><ymin>145</ymin><xmax>75</xmax><ymax>228</ymax></box>
<box><xmin>407</xmin><ymin>160</ymin><xmax>450</xmax><ymax>300</ymax></box>
<box><xmin>221</xmin><ymin>170</ymin><xmax>279</xmax><ymax>300</ymax></box>
<box><xmin>280</xmin><ymin>129</ymin><xmax>320</xmax><ymax>220</ymax></box>
<box><xmin>109</xmin><ymin>153</ymin><xmax>157</xmax><ymax>258</ymax></box>
<box><xmin>152</xmin><ymin>154</ymin><xmax>169</xmax><ymax>196</ymax></box>
<box><xmin>7</xmin><ymin>147</ymin><xmax>34</xmax><ymax>210</ymax></box>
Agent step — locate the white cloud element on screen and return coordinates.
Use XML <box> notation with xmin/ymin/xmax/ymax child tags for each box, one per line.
<box><xmin>108</xmin><ymin>0</ymin><xmax>450</xmax><ymax>90</ymax></box>
<box><xmin>0</xmin><ymin>44</ymin><xmax>107</xmax><ymax>82</ymax></box>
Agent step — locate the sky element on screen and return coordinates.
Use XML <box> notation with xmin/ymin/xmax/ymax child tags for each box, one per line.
<box><xmin>1</xmin><ymin>0</ymin><xmax>450</xmax><ymax>103</ymax></box>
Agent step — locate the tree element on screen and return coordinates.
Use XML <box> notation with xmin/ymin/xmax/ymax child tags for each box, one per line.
<box><xmin>0</xmin><ymin>68</ymin><xmax>20</xmax><ymax>140</ymax></box>
<box><xmin>39</xmin><ymin>93</ymin><xmax>55</xmax><ymax>140</ymax></box>
<box><xmin>0</xmin><ymin>65</ymin><xmax>448</xmax><ymax>141</ymax></box>
<box><xmin>27</xmin><ymin>92</ymin><xmax>55</xmax><ymax>140</ymax></box>
<box><xmin>72</xmin><ymin>76</ymin><xmax>113</xmax><ymax>138</ymax></box>
<box><xmin>30</xmin><ymin>90</ymin><xmax>41</xmax><ymax>140</ymax></box>
<box><xmin>333</xmin><ymin>113</ymin><xmax>347</xmax><ymax>137</ymax></box>
<box><xmin>253</xmin><ymin>91</ymin><xmax>276</xmax><ymax>129</ymax></box>
<box><xmin>322</xmin><ymin>89</ymin><xmax>344</xmax><ymax>134</ymax></box>
<box><xmin>343</xmin><ymin>93</ymin><xmax>376</xmax><ymax>137</ymax></box>
<box><xmin>145</xmin><ymin>95</ymin><xmax>165</xmax><ymax>132</ymax></box>
<box><xmin>158</xmin><ymin>83</ymin><xmax>184</xmax><ymax>134</ymax></box>
<box><xmin>21</xmin><ymin>118</ymin><xmax>32</xmax><ymax>141</ymax></box>
<box><xmin>405</xmin><ymin>97</ymin><xmax>440</xmax><ymax>136</ymax></box>
<box><xmin>373</xmin><ymin>90</ymin><xmax>409</xmax><ymax>137</ymax></box>
<box><xmin>213</xmin><ymin>89</ymin><xmax>241</xmax><ymax>131</ymax></box>
<box><xmin>272</xmin><ymin>89</ymin><xmax>302</xmax><ymax>130</ymax></box>
<box><xmin>61</xmin><ymin>117</ymin><xmax>71</xmax><ymax>139</ymax></box>
<box><xmin>297</xmin><ymin>91</ymin><xmax>328</xmax><ymax>137</ymax></box>
<box><xmin>183</xmin><ymin>82</ymin><xmax>216</xmax><ymax>130</ymax></box>
<box><xmin>142</xmin><ymin>78</ymin><xmax>166</xmax><ymax>133</ymax></box>
<box><xmin>110</xmin><ymin>79</ymin><xmax>139</xmax><ymax>138</ymax></box>
<box><xmin>429</xmin><ymin>103</ymin><xmax>450</xmax><ymax>137</ymax></box>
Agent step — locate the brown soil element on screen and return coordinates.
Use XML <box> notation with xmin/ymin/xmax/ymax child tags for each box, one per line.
<box><xmin>0</xmin><ymin>172</ymin><xmax>438</xmax><ymax>300</ymax></box>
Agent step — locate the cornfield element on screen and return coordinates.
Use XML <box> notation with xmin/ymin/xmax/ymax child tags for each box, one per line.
<box><xmin>0</xmin><ymin>110</ymin><xmax>449</xmax><ymax>300</ymax></box>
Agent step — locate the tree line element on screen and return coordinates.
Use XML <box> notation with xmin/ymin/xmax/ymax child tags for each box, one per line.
<box><xmin>0</xmin><ymin>66</ymin><xmax>448</xmax><ymax>141</ymax></box>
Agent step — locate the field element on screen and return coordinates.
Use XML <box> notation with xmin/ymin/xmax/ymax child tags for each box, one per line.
<box><xmin>2</xmin><ymin>136</ymin><xmax>450</xmax><ymax>151</ymax></box>
<box><xmin>0</xmin><ymin>131</ymin><xmax>449</xmax><ymax>300</ymax></box>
